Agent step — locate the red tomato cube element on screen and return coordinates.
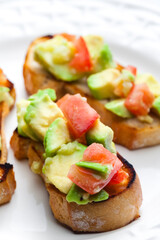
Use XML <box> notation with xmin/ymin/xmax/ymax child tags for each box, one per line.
<box><xmin>125</xmin><ymin>83</ymin><xmax>154</xmax><ymax>116</ymax></box>
<box><xmin>68</xmin><ymin>143</ymin><xmax>122</xmax><ymax>194</ymax></box>
<box><xmin>69</xmin><ymin>36</ymin><xmax>92</xmax><ymax>72</ymax></box>
<box><xmin>57</xmin><ymin>94</ymin><xmax>99</xmax><ymax>139</ymax></box>
<box><xmin>107</xmin><ymin>169</ymin><xmax>128</xmax><ymax>185</ymax></box>
<box><xmin>125</xmin><ymin>65</ymin><xmax>137</xmax><ymax>76</ymax></box>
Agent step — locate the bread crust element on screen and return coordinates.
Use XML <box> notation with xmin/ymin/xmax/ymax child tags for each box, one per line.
<box><xmin>10</xmin><ymin>130</ymin><xmax>142</xmax><ymax>232</ymax></box>
<box><xmin>23</xmin><ymin>35</ymin><xmax>160</xmax><ymax>149</ymax></box>
<box><xmin>0</xmin><ymin>163</ymin><xmax>16</xmax><ymax>205</ymax></box>
<box><xmin>0</xmin><ymin>75</ymin><xmax>16</xmax><ymax>205</ymax></box>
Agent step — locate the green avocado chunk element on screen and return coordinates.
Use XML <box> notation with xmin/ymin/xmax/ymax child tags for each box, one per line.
<box><xmin>86</xmin><ymin>119</ymin><xmax>116</xmax><ymax>153</ymax></box>
<box><xmin>66</xmin><ymin>184</ymin><xmax>109</xmax><ymax>205</ymax></box>
<box><xmin>87</xmin><ymin>69</ymin><xmax>120</xmax><ymax>99</ymax></box>
<box><xmin>28</xmin><ymin>89</ymin><xmax>56</xmax><ymax>102</ymax></box>
<box><xmin>0</xmin><ymin>86</ymin><xmax>9</xmax><ymax>92</ymax></box>
<box><xmin>152</xmin><ymin>96</ymin><xmax>160</xmax><ymax>116</ymax></box>
<box><xmin>34</xmin><ymin>35</ymin><xmax>83</xmax><ymax>81</ymax></box>
<box><xmin>44</xmin><ymin>117</ymin><xmax>71</xmax><ymax>157</ymax></box>
<box><xmin>42</xmin><ymin>141</ymin><xmax>87</xmax><ymax>194</ymax></box>
<box><xmin>99</xmin><ymin>44</ymin><xmax>115</xmax><ymax>68</ymax></box>
<box><xmin>0</xmin><ymin>86</ymin><xmax>14</xmax><ymax>107</ymax></box>
<box><xmin>105</xmin><ymin>99</ymin><xmax>133</xmax><ymax>118</ymax></box>
<box><xmin>24</xmin><ymin>94</ymin><xmax>63</xmax><ymax>141</ymax></box>
<box><xmin>17</xmin><ymin>100</ymin><xmax>38</xmax><ymax>141</ymax></box>
<box><xmin>121</xmin><ymin>69</ymin><xmax>135</xmax><ymax>81</ymax></box>
<box><xmin>76</xmin><ymin>161</ymin><xmax>113</xmax><ymax>177</ymax></box>
<box><xmin>84</xmin><ymin>35</ymin><xmax>115</xmax><ymax>73</ymax></box>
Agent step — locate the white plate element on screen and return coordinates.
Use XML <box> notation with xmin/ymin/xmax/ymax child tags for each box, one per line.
<box><xmin>0</xmin><ymin>1</ymin><xmax>160</xmax><ymax>240</ymax></box>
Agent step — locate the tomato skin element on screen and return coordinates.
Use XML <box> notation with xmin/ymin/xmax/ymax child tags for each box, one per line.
<box><xmin>57</xmin><ymin>94</ymin><xmax>99</xmax><ymax>139</ymax></box>
<box><xmin>107</xmin><ymin>169</ymin><xmax>128</xmax><ymax>185</ymax></box>
<box><xmin>59</xmin><ymin>34</ymin><xmax>92</xmax><ymax>72</ymax></box>
<box><xmin>68</xmin><ymin>165</ymin><xmax>109</xmax><ymax>195</ymax></box>
<box><xmin>58</xmin><ymin>33</ymin><xmax>93</xmax><ymax>72</ymax></box>
<box><xmin>125</xmin><ymin>65</ymin><xmax>137</xmax><ymax>76</ymax></box>
<box><xmin>68</xmin><ymin>143</ymin><xmax>122</xmax><ymax>194</ymax></box>
<box><xmin>125</xmin><ymin>83</ymin><xmax>154</xmax><ymax>116</ymax></box>
<box><xmin>69</xmin><ymin>37</ymin><xmax>92</xmax><ymax>72</ymax></box>
<box><xmin>83</xmin><ymin>143</ymin><xmax>119</xmax><ymax>166</ymax></box>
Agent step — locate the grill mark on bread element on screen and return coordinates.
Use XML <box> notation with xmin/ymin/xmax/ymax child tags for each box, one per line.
<box><xmin>0</xmin><ymin>163</ymin><xmax>13</xmax><ymax>183</ymax></box>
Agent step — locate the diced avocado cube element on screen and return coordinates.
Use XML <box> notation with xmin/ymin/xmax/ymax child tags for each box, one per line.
<box><xmin>121</xmin><ymin>69</ymin><xmax>135</xmax><ymax>81</ymax></box>
<box><xmin>0</xmin><ymin>86</ymin><xmax>14</xmax><ymax>107</ymax></box>
<box><xmin>86</xmin><ymin>119</ymin><xmax>115</xmax><ymax>153</ymax></box>
<box><xmin>34</xmin><ymin>35</ymin><xmax>83</xmax><ymax>81</ymax></box>
<box><xmin>66</xmin><ymin>184</ymin><xmax>109</xmax><ymax>205</ymax></box>
<box><xmin>110</xmin><ymin>142</ymin><xmax>116</xmax><ymax>155</ymax></box>
<box><xmin>152</xmin><ymin>96</ymin><xmax>160</xmax><ymax>116</ymax></box>
<box><xmin>84</xmin><ymin>35</ymin><xmax>104</xmax><ymax>61</ymax></box>
<box><xmin>136</xmin><ymin>73</ymin><xmax>160</xmax><ymax>97</ymax></box>
<box><xmin>44</xmin><ymin>117</ymin><xmax>71</xmax><ymax>157</ymax></box>
<box><xmin>113</xmin><ymin>70</ymin><xmax>135</xmax><ymax>97</ymax></box>
<box><xmin>87</xmin><ymin>69</ymin><xmax>120</xmax><ymax>99</ymax></box>
<box><xmin>29</xmin><ymin>89</ymin><xmax>56</xmax><ymax>102</ymax></box>
<box><xmin>17</xmin><ymin>100</ymin><xmax>38</xmax><ymax>141</ymax></box>
<box><xmin>105</xmin><ymin>99</ymin><xmax>133</xmax><ymax>118</ymax></box>
<box><xmin>0</xmin><ymin>86</ymin><xmax>10</xmax><ymax>92</ymax></box>
<box><xmin>24</xmin><ymin>95</ymin><xmax>63</xmax><ymax>141</ymax></box>
<box><xmin>42</xmin><ymin>141</ymin><xmax>87</xmax><ymax>194</ymax></box>
<box><xmin>76</xmin><ymin>161</ymin><xmax>113</xmax><ymax>177</ymax></box>
<box><xmin>99</xmin><ymin>44</ymin><xmax>115</xmax><ymax>68</ymax></box>
<box><xmin>84</xmin><ymin>36</ymin><xmax>115</xmax><ymax>72</ymax></box>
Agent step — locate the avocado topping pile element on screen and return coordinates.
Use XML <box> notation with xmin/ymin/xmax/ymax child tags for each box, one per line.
<box><xmin>34</xmin><ymin>34</ymin><xmax>160</xmax><ymax>122</ymax></box>
<box><xmin>17</xmin><ymin>89</ymin><xmax>128</xmax><ymax>205</ymax></box>
<box><xmin>34</xmin><ymin>34</ymin><xmax>115</xmax><ymax>81</ymax></box>
<box><xmin>88</xmin><ymin>66</ymin><xmax>160</xmax><ymax>121</ymax></box>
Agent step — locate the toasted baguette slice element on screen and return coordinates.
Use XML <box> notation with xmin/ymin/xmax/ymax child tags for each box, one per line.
<box><xmin>10</xmin><ymin>129</ymin><xmax>142</xmax><ymax>232</ymax></box>
<box><xmin>0</xmin><ymin>70</ymin><xmax>16</xmax><ymax>204</ymax></box>
<box><xmin>23</xmin><ymin>35</ymin><xmax>160</xmax><ymax>149</ymax></box>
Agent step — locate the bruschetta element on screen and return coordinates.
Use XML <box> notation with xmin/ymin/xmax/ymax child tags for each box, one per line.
<box><xmin>10</xmin><ymin>89</ymin><xmax>142</xmax><ymax>232</ymax></box>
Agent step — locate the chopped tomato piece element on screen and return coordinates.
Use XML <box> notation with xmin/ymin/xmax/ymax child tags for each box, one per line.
<box><xmin>107</xmin><ymin>169</ymin><xmax>128</xmax><ymax>185</ymax></box>
<box><xmin>57</xmin><ymin>94</ymin><xmax>99</xmax><ymax>139</ymax></box>
<box><xmin>69</xmin><ymin>37</ymin><xmax>92</xmax><ymax>72</ymax></box>
<box><xmin>125</xmin><ymin>83</ymin><xmax>154</xmax><ymax>116</ymax></box>
<box><xmin>125</xmin><ymin>65</ymin><xmax>137</xmax><ymax>76</ymax></box>
<box><xmin>104</xmin><ymin>168</ymin><xmax>129</xmax><ymax>196</ymax></box>
<box><xmin>68</xmin><ymin>143</ymin><xmax>122</xmax><ymax>194</ymax></box>
<box><xmin>59</xmin><ymin>33</ymin><xmax>76</xmax><ymax>42</ymax></box>
<box><xmin>83</xmin><ymin>143</ymin><xmax>118</xmax><ymax>165</ymax></box>
<box><xmin>59</xmin><ymin>34</ymin><xmax>92</xmax><ymax>72</ymax></box>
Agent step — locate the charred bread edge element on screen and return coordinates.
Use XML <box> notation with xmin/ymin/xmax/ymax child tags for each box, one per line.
<box><xmin>0</xmin><ymin>163</ymin><xmax>14</xmax><ymax>183</ymax></box>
